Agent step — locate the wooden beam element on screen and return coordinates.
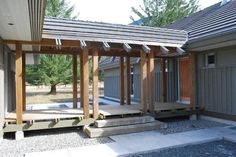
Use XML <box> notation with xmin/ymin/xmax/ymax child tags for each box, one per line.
<box><xmin>3</xmin><ymin>118</ymin><xmax>95</xmax><ymax>133</ymax></box>
<box><xmin>15</xmin><ymin>43</ymin><xmax>23</xmax><ymax>124</ymax></box>
<box><xmin>3</xmin><ymin>39</ymin><xmax>81</xmax><ymax>47</ymax></box>
<box><xmin>24</xmin><ymin>49</ymin><xmax>141</xmax><ymax>57</ymax></box>
<box><xmin>120</xmin><ymin>56</ymin><xmax>125</xmax><ymax>105</ymax></box>
<box><xmin>92</xmin><ymin>49</ymin><xmax>99</xmax><ymax>119</ymax></box>
<box><xmin>81</xmin><ymin>48</ymin><xmax>90</xmax><ymax>118</ymax></box>
<box><xmin>102</xmin><ymin>41</ymin><xmax>110</xmax><ymax>51</ymax></box>
<box><xmin>72</xmin><ymin>54</ymin><xmax>78</xmax><ymax>109</ymax></box>
<box><xmin>22</xmin><ymin>52</ymin><xmax>26</xmax><ymax>111</ymax></box>
<box><xmin>189</xmin><ymin>52</ymin><xmax>197</xmax><ymax>110</ymax></box>
<box><xmin>80</xmin><ymin>54</ymin><xmax>84</xmax><ymax>108</ymax></box>
<box><xmin>160</xmin><ymin>46</ymin><xmax>169</xmax><ymax>55</ymax></box>
<box><xmin>142</xmin><ymin>44</ymin><xmax>151</xmax><ymax>53</ymax></box>
<box><xmin>55</xmin><ymin>38</ymin><xmax>62</xmax><ymax>50</ymax></box>
<box><xmin>80</xmin><ymin>40</ymin><xmax>87</xmax><ymax>49</ymax></box>
<box><xmin>148</xmin><ymin>50</ymin><xmax>155</xmax><ymax>113</ymax></box>
<box><xmin>161</xmin><ymin>58</ymin><xmax>167</xmax><ymax>102</ymax></box>
<box><xmin>123</xmin><ymin>43</ymin><xmax>131</xmax><ymax>52</ymax></box>
<box><xmin>140</xmin><ymin>51</ymin><xmax>147</xmax><ymax>113</ymax></box>
<box><xmin>176</xmin><ymin>47</ymin><xmax>185</xmax><ymax>55</ymax></box>
<box><xmin>126</xmin><ymin>56</ymin><xmax>131</xmax><ymax>105</ymax></box>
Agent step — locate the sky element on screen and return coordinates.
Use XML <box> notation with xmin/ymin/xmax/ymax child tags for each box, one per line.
<box><xmin>69</xmin><ymin>0</ymin><xmax>222</xmax><ymax>24</ymax></box>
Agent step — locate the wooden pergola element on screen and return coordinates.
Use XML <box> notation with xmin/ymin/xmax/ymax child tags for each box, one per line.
<box><xmin>3</xmin><ymin>17</ymin><xmax>196</xmax><ymax>127</ymax></box>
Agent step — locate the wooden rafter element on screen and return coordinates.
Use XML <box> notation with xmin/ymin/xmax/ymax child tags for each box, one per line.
<box><xmin>102</xmin><ymin>41</ymin><xmax>110</xmax><ymax>51</ymax></box>
<box><xmin>176</xmin><ymin>47</ymin><xmax>185</xmax><ymax>55</ymax></box>
<box><xmin>160</xmin><ymin>46</ymin><xmax>169</xmax><ymax>55</ymax></box>
<box><xmin>142</xmin><ymin>44</ymin><xmax>150</xmax><ymax>53</ymax></box>
<box><xmin>123</xmin><ymin>43</ymin><xmax>131</xmax><ymax>52</ymax></box>
<box><xmin>80</xmin><ymin>40</ymin><xmax>87</xmax><ymax>49</ymax></box>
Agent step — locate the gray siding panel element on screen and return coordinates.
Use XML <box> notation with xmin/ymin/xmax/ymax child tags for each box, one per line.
<box><xmin>104</xmin><ymin>76</ymin><xmax>120</xmax><ymax>99</ymax></box>
<box><xmin>133</xmin><ymin>74</ymin><xmax>141</xmax><ymax>101</ymax></box>
<box><xmin>197</xmin><ymin>66</ymin><xmax>236</xmax><ymax>115</ymax></box>
<box><xmin>132</xmin><ymin>72</ymin><xmax>176</xmax><ymax>102</ymax></box>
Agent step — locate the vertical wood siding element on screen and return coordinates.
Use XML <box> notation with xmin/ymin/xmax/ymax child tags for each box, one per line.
<box><xmin>197</xmin><ymin>66</ymin><xmax>236</xmax><ymax>115</ymax></box>
<box><xmin>104</xmin><ymin>59</ymin><xmax>178</xmax><ymax>103</ymax></box>
<box><xmin>104</xmin><ymin>76</ymin><xmax>120</xmax><ymax>99</ymax></box>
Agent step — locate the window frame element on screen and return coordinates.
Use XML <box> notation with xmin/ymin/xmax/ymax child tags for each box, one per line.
<box><xmin>205</xmin><ymin>53</ymin><xmax>216</xmax><ymax>68</ymax></box>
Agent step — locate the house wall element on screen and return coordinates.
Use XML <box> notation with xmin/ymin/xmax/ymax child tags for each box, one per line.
<box><xmin>197</xmin><ymin>46</ymin><xmax>236</xmax><ymax>115</ymax></box>
<box><xmin>0</xmin><ymin>37</ymin><xmax>16</xmax><ymax>133</ymax></box>
<box><xmin>103</xmin><ymin>58</ymin><xmax>178</xmax><ymax>102</ymax></box>
<box><xmin>104</xmin><ymin>68</ymin><xmax>120</xmax><ymax>99</ymax></box>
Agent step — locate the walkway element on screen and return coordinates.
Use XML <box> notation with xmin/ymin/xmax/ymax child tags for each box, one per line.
<box><xmin>25</xmin><ymin>126</ymin><xmax>236</xmax><ymax>157</ymax></box>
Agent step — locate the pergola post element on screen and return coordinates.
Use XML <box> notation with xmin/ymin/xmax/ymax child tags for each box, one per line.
<box><xmin>140</xmin><ymin>51</ymin><xmax>147</xmax><ymax>113</ymax></box>
<box><xmin>120</xmin><ymin>56</ymin><xmax>125</xmax><ymax>105</ymax></box>
<box><xmin>189</xmin><ymin>52</ymin><xmax>196</xmax><ymax>110</ymax></box>
<box><xmin>72</xmin><ymin>54</ymin><xmax>77</xmax><ymax>109</ymax></box>
<box><xmin>22</xmin><ymin>52</ymin><xmax>26</xmax><ymax>111</ymax></box>
<box><xmin>80</xmin><ymin>54</ymin><xmax>84</xmax><ymax>108</ymax></box>
<box><xmin>161</xmin><ymin>58</ymin><xmax>167</xmax><ymax>102</ymax></box>
<box><xmin>148</xmin><ymin>50</ymin><xmax>155</xmax><ymax>113</ymax></box>
<box><xmin>92</xmin><ymin>49</ymin><xmax>99</xmax><ymax>119</ymax></box>
<box><xmin>81</xmin><ymin>48</ymin><xmax>89</xmax><ymax>118</ymax></box>
<box><xmin>126</xmin><ymin>56</ymin><xmax>131</xmax><ymax>105</ymax></box>
<box><xmin>15</xmin><ymin>43</ymin><xmax>23</xmax><ymax>124</ymax></box>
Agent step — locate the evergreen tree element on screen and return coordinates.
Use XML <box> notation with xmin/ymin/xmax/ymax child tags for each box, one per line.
<box><xmin>131</xmin><ymin>0</ymin><xmax>199</xmax><ymax>27</ymax></box>
<box><xmin>26</xmin><ymin>0</ymin><xmax>78</xmax><ymax>94</ymax></box>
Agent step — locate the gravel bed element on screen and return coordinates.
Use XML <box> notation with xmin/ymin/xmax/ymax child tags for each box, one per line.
<box><xmin>125</xmin><ymin>140</ymin><xmax>236</xmax><ymax>157</ymax></box>
<box><xmin>158</xmin><ymin>119</ymin><xmax>228</xmax><ymax>135</ymax></box>
<box><xmin>0</xmin><ymin>127</ymin><xmax>113</xmax><ymax>157</ymax></box>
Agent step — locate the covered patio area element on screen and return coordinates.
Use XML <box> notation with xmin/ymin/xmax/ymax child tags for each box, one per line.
<box><xmin>2</xmin><ymin>17</ymin><xmax>197</xmax><ymax>133</ymax></box>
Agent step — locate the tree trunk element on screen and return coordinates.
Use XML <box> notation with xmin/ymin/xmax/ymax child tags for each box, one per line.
<box><xmin>48</xmin><ymin>84</ymin><xmax>57</xmax><ymax>95</ymax></box>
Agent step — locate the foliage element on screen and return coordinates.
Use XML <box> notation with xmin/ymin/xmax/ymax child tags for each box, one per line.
<box><xmin>26</xmin><ymin>0</ymin><xmax>78</xmax><ymax>94</ymax></box>
<box><xmin>38</xmin><ymin>55</ymin><xmax>72</xmax><ymax>86</ymax></box>
<box><xmin>131</xmin><ymin>0</ymin><xmax>199</xmax><ymax>27</ymax></box>
<box><xmin>45</xmin><ymin>0</ymin><xmax>77</xmax><ymax>19</ymax></box>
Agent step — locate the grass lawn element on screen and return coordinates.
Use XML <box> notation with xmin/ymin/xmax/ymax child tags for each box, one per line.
<box><xmin>26</xmin><ymin>84</ymin><xmax>104</xmax><ymax>104</ymax></box>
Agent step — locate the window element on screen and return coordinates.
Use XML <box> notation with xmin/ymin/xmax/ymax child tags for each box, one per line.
<box><xmin>205</xmin><ymin>53</ymin><xmax>216</xmax><ymax>68</ymax></box>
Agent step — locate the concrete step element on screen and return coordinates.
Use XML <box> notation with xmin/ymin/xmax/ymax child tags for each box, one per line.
<box><xmin>85</xmin><ymin>121</ymin><xmax>164</xmax><ymax>138</ymax></box>
<box><xmin>95</xmin><ymin>116</ymin><xmax>155</xmax><ymax>128</ymax></box>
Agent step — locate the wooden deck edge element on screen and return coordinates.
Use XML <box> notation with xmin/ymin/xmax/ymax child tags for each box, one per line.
<box><xmin>3</xmin><ymin>118</ymin><xmax>95</xmax><ymax>133</ymax></box>
<box><xmin>155</xmin><ymin>109</ymin><xmax>201</xmax><ymax>119</ymax></box>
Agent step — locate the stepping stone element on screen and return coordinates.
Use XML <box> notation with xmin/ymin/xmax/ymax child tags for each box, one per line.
<box><xmin>85</xmin><ymin>121</ymin><xmax>164</xmax><ymax>138</ymax></box>
<box><xmin>95</xmin><ymin>116</ymin><xmax>155</xmax><ymax>128</ymax></box>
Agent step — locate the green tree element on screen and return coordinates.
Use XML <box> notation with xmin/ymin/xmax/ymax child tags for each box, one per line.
<box><xmin>131</xmin><ymin>0</ymin><xmax>199</xmax><ymax>27</ymax></box>
<box><xmin>46</xmin><ymin>0</ymin><xmax>77</xmax><ymax>19</ymax></box>
<box><xmin>26</xmin><ymin>0</ymin><xmax>78</xmax><ymax>94</ymax></box>
<box><xmin>39</xmin><ymin>55</ymin><xmax>72</xmax><ymax>94</ymax></box>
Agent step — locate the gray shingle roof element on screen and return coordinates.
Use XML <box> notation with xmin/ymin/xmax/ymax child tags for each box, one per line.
<box><xmin>43</xmin><ymin>17</ymin><xmax>188</xmax><ymax>47</ymax></box>
<box><xmin>166</xmin><ymin>0</ymin><xmax>236</xmax><ymax>42</ymax></box>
